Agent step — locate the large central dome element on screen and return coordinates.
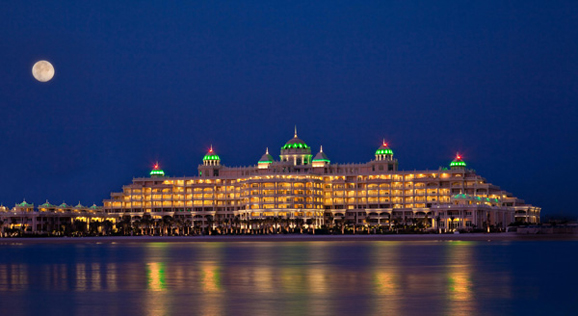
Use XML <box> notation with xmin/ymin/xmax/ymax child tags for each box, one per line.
<box><xmin>282</xmin><ymin>136</ymin><xmax>310</xmax><ymax>150</ymax></box>
<box><xmin>280</xmin><ymin>127</ymin><xmax>312</xmax><ymax>165</ymax></box>
<box><xmin>281</xmin><ymin>127</ymin><xmax>311</xmax><ymax>152</ymax></box>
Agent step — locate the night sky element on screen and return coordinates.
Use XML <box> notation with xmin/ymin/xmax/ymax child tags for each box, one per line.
<box><xmin>1</xmin><ymin>1</ymin><xmax>576</xmax><ymax>215</ymax></box>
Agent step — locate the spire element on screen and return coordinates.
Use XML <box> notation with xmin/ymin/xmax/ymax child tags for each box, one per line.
<box><xmin>320</xmin><ymin>145</ymin><xmax>323</xmax><ymax>152</ymax></box>
<box><xmin>209</xmin><ymin>144</ymin><xmax>213</xmax><ymax>153</ymax></box>
<box><xmin>266</xmin><ymin>147</ymin><xmax>269</xmax><ymax>154</ymax></box>
<box><xmin>382</xmin><ymin>138</ymin><xmax>387</xmax><ymax>147</ymax></box>
<box><xmin>294</xmin><ymin>125</ymin><xmax>298</xmax><ymax>138</ymax></box>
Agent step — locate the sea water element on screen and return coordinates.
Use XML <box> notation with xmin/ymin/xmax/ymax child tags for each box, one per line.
<box><xmin>0</xmin><ymin>240</ymin><xmax>576</xmax><ymax>316</ymax></box>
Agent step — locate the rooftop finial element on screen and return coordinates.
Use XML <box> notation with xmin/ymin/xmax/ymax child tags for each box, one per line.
<box><xmin>320</xmin><ymin>145</ymin><xmax>323</xmax><ymax>152</ymax></box>
<box><xmin>382</xmin><ymin>138</ymin><xmax>387</xmax><ymax>147</ymax></box>
<box><xmin>266</xmin><ymin>147</ymin><xmax>269</xmax><ymax>154</ymax></box>
<box><xmin>294</xmin><ymin>125</ymin><xmax>298</xmax><ymax>138</ymax></box>
<box><xmin>210</xmin><ymin>144</ymin><xmax>213</xmax><ymax>153</ymax></box>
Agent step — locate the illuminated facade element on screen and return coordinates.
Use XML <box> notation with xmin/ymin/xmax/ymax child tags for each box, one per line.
<box><xmin>0</xmin><ymin>201</ymin><xmax>112</xmax><ymax>236</ymax></box>
<box><xmin>102</xmin><ymin>131</ymin><xmax>540</xmax><ymax>233</ymax></box>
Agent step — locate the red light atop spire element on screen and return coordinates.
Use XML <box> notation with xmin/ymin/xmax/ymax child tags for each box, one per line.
<box><xmin>209</xmin><ymin>144</ymin><xmax>213</xmax><ymax>153</ymax></box>
<box><xmin>456</xmin><ymin>153</ymin><xmax>461</xmax><ymax>160</ymax></box>
<box><xmin>382</xmin><ymin>138</ymin><xmax>387</xmax><ymax>147</ymax></box>
<box><xmin>154</xmin><ymin>162</ymin><xmax>159</xmax><ymax>170</ymax></box>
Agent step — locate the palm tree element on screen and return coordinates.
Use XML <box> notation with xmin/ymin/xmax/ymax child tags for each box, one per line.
<box><xmin>435</xmin><ymin>215</ymin><xmax>442</xmax><ymax>234</ymax></box>
<box><xmin>183</xmin><ymin>218</ymin><xmax>192</xmax><ymax>236</ymax></box>
<box><xmin>205</xmin><ymin>215</ymin><xmax>213</xmax><ymax>235</ymax></box>
<box><xmin>118</xmin><ymin>216</ymin><xmax>132</xmax><ymax>236</ymax></box>
<box><xmin>162</xmin><ymin>216</ymin><xmax>174</xmax><ymax>236</ymax></box>
<box><xmin>233</xmin><ymin>216</ymin><xmax>240</xmax><ymax>235</ymax></box>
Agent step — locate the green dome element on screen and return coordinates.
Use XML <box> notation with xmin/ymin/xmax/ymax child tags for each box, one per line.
<box><xmin>281</xmin><ymin>137</ymin><xmax>310</xmax><ymax>150</ymax></box>
<box><xmin>150</xmin><ymin>163</ymin><xmax>165</xmax><ymax>177</ymax></box>
<box><xmin>375</xmin><ymin>148</ymin><xmax>393</xmax><ymax>155</ymax></box>
<box><xmin>375</xmin><ymin>141</ymin><xmax>393</xmax><ymax>155</ymax></box>
<box><xmin>312</xmin><ymin>146</ymin><xmax>330</xmax><ymax>163</ymax></box>
<box><xmin>203</xmin><ymin>154</ymin><xmax>220</xmax><ymax>160</ymax></box>
<box><xmin>258</xmin><ymin>148</ymin><xmax>274</xmax><ymax>163</ymax></box>
<box><xmin>203</xmin><ymin>146</ymin><xmax>220</xmax><ymax>161</ymax></box>
<box><xmin>450</xmin><ymin>154</ymin><xmax>467</xmax><ymax>168</ymax></box>
<box><xmin>281</xmin><ymin>127</ymin><xmax>310</xmax><ymax>151</ymax></box>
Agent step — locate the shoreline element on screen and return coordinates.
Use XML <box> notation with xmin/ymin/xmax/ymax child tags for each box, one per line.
<box><xmin>1</xmin><ymin>233</ymin><xmax>577</xmax><ymax>244</ymax></box>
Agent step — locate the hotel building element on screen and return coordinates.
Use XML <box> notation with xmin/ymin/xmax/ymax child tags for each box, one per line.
<box><xmin>101</xmin><ymin>131</ymin><xmax>540</xmax><ymax>233</ymax></box>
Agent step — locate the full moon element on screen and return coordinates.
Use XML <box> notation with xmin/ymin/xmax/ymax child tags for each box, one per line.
<box><xmin>32</xmin><ymin>60</ymin><xmax>55</xmax><ymax>82</ymax></box>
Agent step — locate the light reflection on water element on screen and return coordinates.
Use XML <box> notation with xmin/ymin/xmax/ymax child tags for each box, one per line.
<box><xmin>0</xmin><ymin>240</ymin><xmax>576</xmax><ymax>316</ymax></box>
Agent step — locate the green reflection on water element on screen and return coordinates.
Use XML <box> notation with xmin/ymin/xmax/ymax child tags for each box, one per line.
<box><xmin>147</xmin><ymin>262</ymin><xmax>166</xmax><ymax>291</ymax></box>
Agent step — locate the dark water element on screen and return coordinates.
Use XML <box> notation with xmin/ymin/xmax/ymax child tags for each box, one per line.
<box><xmin>0</xmin><ymin>240</ymin><xmax>576</xmax><ymax>316</ymax></box>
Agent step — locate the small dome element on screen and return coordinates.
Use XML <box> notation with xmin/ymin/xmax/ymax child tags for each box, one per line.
<box><xmin>17</xmin><ymin>200</ymin><xmax>33</xmax><ymax>207</ymax></box>
<box><xmin>312</xmin><ymin>146</ymin><xmax>330</xmax><ymax>163</ymax></box>
<box><xmin>203</xmin><ymin>146</ymin><xmax>220</xmax><ymax>161</ymax></box>
<box><xmin>39</xmin><ymin>200</ymin><xmax>53</xmax><ymax>208</ymax></box>
<box><xmin>150</xmin><ymin>163</ymin><xmax>165</xmax><ymax>177</ymax></box>
<box><xmin>59</xmin><ymin>202</ymin><xmax>68</xmax><ymax>208</ymax></box>
<box><xmin>450</xmin><ymin>153</ymin><xmax>467</xmax><ymax>168</ymax></box>
<box><xmin>258</xmin><ymin>148</ymin><xmax>274</xmax><ymax>163</ymax></box>
<box><xmin>375</xmin><ymin>140</ymin><xmax>393</xmax><ymax>155</ymax></box>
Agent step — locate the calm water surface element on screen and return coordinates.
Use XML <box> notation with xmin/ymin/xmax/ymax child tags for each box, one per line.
<box><xmin>0</xmin><ymin>240</ymin><xmax>576</xmax><ymax>316</ymax></box>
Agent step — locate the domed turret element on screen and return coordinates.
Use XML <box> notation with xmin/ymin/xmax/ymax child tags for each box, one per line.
<box><xmin>280</xmin><ymin>127</ymin><xmax>312</xmax><ymax>165</ymax></box>
<box><xmin>312</xmin><ymin>146</ymin><xmax>330</xmax><ymax>167</ymax></box>
<box><xmin>375</xmin><ymin>140</ymin><xmax>394</xmax><ymax>161</ymax></box>
<box><xmin>203</xmin><ymin>145</ymin><xmax>220</xmax><ymax>166</ymax></box>
<box><xmin>150</xmin><ymin>162</ymin><xmax>165</xmax><ymax>177</ymax></box>
<box><xmin>450</xmin><ymin>153</ymin><xmax>467</xmax><ymax>170</ymax></box>
<box><xmin>258</xmin><ymin>148</ymin><xmax>274</xmax><ymax>169</ymax></box>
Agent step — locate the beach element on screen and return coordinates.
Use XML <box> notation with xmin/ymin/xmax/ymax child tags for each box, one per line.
<box><xmin>1</xmin><ymin>233</ymin><xmax>577</xmax><ymax>244</ymax></box>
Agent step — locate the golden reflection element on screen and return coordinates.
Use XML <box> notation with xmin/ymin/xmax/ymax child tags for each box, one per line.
<box><xmin>200</xmin><ymin>263</ymin><xmax>221</xmax><ymax>293</ymax></box>
<box><xmin>371</xmin><ymin>242</ymin><xmax>400</xmax><ymax>316</ymax></box>
<box><xmin>0</xmin><ymin>264</ymin><xmax>28</xmax><ymax>291</ymax></box>
<box><xmin>0</xmin><ymin>264</ymin><xmax>7</xmax><ymax>291</ymax></box>
<box><xmin>307</xmin><ymin>267</ymin><xmax>328</xmax><ymax>294</ymax></box>
<box><xmin>448</xmin><ymin>271</ymin><xmax>471</xmax><ymax>301</ymax></box>
<box><xmin>446</xmin><ymin>242</ymin><xmax>475</xmax><ymax>316</ymax></box>
<box><xmin>76</xmin><ymin>263</ymin><xmax>86</xmax><ymax>291</ymax></box>
<box><xmin>147</xmin><ymin>262</ymin><xmax>166</xmax><ymax>291</ymax></box>
<box><xmin>91</xmin><ymin>263</ymin><xmax>101</xmax><ymax>291</ymax></box>
<box><xmin>253</xmin><ymin>265</ymin><xmax>274</xmax><ymax>292</ymax></box>
<box><xmin>374</xmin><ymin>271</ymin><xmax>397</xmax><ymax>295</ymax></box>
<box><xmin>198</xmin><ymin>261</ymin><xmax>224</xmax><ymax>316</ymax></box>
<box><xmin>280</xmin><ymin>267</ymin><xmax>305</xmax><ymax>293</ymax></box>
<box><xmin>106</xmin><ymin>263</ymin><xmax>117</xmax><ymax>291</ymax></box>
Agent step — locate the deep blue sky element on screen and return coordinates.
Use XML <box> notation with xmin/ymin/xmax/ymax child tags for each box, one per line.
<box><xmin>1</xmin><ymin>1</ymin><xmax>576</xmax><ymax>215</ymax></box>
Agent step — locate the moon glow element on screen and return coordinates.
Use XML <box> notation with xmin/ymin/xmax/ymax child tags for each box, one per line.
<box><xmin>32</xmin><ymin>60</ymin><xmax>55</xmax><ymax>82</ymax></box>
